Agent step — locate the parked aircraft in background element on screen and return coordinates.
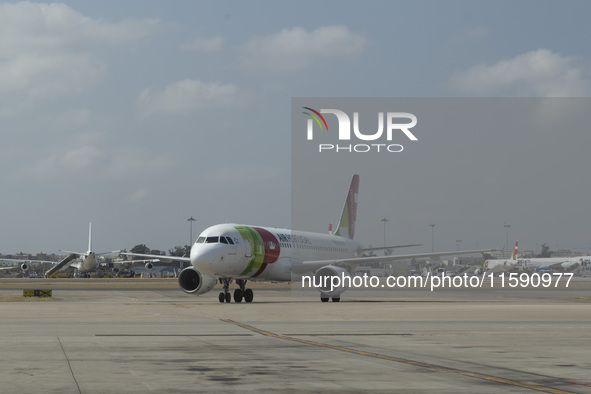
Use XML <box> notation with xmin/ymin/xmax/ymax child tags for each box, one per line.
<box><xmin>124</xmin><ymin>174</ymin><xmax>493</xmax><ymax>303</ymax></box>
<box><xmin>482</xmin><ymin>241</ymin><xmax>519</xmax><ymax>273</ymax></box>
<box><xmin>483</xmin><ymin>241</ymin><xmax>590</xmax><ymax>273</ymax></box>
<box><xmin>516</xmin><ymin>252</ymin><xmax>590</xmax><ymax>273</ymax></box>
<box><xmin>45</xmin><ymin>223</ymin><xmax>120</xmax><ymax>278</ymax></box>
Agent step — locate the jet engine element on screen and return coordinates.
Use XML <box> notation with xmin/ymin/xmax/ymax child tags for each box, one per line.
<box><xmin>178</xmin><ymin>267</ymin><xmax>217</xmax><ymax>295</ymax></box>
<box><xmin>145</xmin><ymin>262</ymin><xmax>153</xmax><ymax>270</ymax></box>
<box><xmin>314</xmin><ymin>265</ymin><xmax>351</xmax><ymax>297</ymax></box>
<box><xmin>20</xmin><ymin>262</ymin><xmax>30</xmax><ymax>272</ymax></box>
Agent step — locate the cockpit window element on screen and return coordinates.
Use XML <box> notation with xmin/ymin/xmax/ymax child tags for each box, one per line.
<box><xmin>197</xmin><ymin>236</ymin><xmax>233</xmax><ymax>244</ymax></box>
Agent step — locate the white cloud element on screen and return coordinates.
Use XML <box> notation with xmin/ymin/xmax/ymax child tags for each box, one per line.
<box><xmin>450</xmin><ymin>49</ymin><xmax>590</xmax><ymax>96</ymax></box>
<box><xmin>137</xmin><ymin>79</ymin><xmax>249</xmax><ymax>117</ymax></box>
<box><xmin>181</xmin><ymin>36</ymin><xmax>224</xmax><ymax>52</ymax></box>
<box><xmin>0</xmin><ymin>2</ymin><xmax>158</xmax><ymax>110</ymax></box>
<box><xmin>240</xmin><ymin>25</ymin><xmax>366</xmax><ymax>71</ymax></box>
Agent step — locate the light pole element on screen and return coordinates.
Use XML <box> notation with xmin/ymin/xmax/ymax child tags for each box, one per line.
<box><xmin>430</xmin><ymin>224</ymin><xmax>435</xmax><ymax>252</ymax></box>
<box><xmin>185</xmin><ymin>216</ymin><xmax>196</xmax><ymax>271</ymax></box>
<box><xmin>456</xmin><ymin>239</ymin><xmax>462</xmax><ymax>251</ymax></box>
<box><xmin>504</xmin><ymin>223</ymin><xmax>511</xmax><ymax>259</ymax></box>
<box><xmin>381</xmin><ymin>218</ymin><xmax>388</xmax><ymax>247</ymax></box>
<box><xmin>188</xmin><ymin>216</ymin><xmax>196</xmax><ymax>247</ymax></box>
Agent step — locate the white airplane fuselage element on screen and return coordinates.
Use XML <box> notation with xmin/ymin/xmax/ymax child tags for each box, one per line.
<box><xmin>484</xmin><ymin>259</ymin><xmax>518</xmax><ymax>273</ymax></box>
<box><xmin>71</xmin><ymin>251</ymin><xmax>98</xmax><ymax>274</ymax></box>
<box><xmin>190</xmin><ymin>223</ymin><xmax>360</xmax><ymax>281</ymax></box>
<box><xmin>517</xmin><ymin>256</ymin><xmax>591</xmax><ymax>271</ymax></box>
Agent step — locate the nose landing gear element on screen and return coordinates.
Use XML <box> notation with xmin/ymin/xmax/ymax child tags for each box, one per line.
<box><xmin>218</xmin><ymin>278</ymin><xmax>254</xmax><ymax>303</ymax></box>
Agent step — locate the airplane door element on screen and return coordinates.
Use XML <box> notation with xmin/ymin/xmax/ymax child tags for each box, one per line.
<box><xmin>244</xmin><ymin>240</ymin><xmax>252</xmax><ymax>258</ymax></box>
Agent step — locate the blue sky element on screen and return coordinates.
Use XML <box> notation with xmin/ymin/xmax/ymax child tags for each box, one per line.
<box><xmin>1</xmin><ymin>1</ymin><xmax>590</xmax><ymax>254</ymax></box>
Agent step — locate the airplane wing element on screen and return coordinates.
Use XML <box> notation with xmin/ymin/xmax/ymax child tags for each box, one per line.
<box><xmin>111</xmin><ymin>259</ymin><xmax>161</xmax><ymax>264</ymax></box>
<box><xmin>119</xmin><ymin>252</ymin><xmax>191</xmax><ymax>263</ymax></box>
<box><xmin>97</xmin><ymin>250</ymin><xmax>122</xmax><ymax>256</ymax></box>
<box><xmin>59</xmin><ymin>250</ymin><xmax>120</xmax><ymax>256</ymax></box>
<box><xmin>357</xmin><ymin>244</ymin><xmax>422</xmax><ymax>253</ymax></box>
<box><xmin>0</xmin><ymin>258</ymin><xmax>59</xmax><ymax>264</ymax></box>
<box><xmin>291</xmin><ymin>249</ymin><xmax>495</xmax><ymax>274</ymax></box>
<box><xmin>0</xmin><ymin>258</ymin><xmax>59</xmax><ymax>272</ymax></box>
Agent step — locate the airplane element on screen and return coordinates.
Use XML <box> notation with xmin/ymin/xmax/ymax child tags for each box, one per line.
<box><xmin>124</xmin><ymin>174</ymin><xmax>494</xmax><ymax>303</ymax></box>
<box><xmin>515</xmin><ymin>247</ymin><xmax>590</xmax><ymax>272</ymax></box>
<box><xmin>45</xmin><ymin>223</ymin><xmax>120</xmax><ymax>278</ymax></box>
<box><xmin>482</xmin><ymin>241</ymin><xmax>519</xmax><ymax>273</ymax></box>
<box><xmin>484</xmin><ymin>241</ymin><xmax>590</xmax><ymax>273</ymax></box>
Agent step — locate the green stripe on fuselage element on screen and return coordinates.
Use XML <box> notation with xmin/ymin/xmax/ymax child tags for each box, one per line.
<box><xmin>235</xmin><ymin>226</ymin><xmax>265</xmax><ymax>276</ymax></box>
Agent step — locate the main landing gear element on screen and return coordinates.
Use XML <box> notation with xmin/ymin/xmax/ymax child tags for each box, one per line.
<box><xmin>218</xmin><ymin>278</ymin><xmax>254</xmax><ymax>303</ymax></box>
<box><xmin>320</xmin><ymin>293</ymin><xmax>340</xmax><ymax>302</ymax></box>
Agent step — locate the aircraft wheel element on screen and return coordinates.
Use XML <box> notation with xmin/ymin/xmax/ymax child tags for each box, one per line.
<box><xmin>332</xmin><ymin>297</ymin><xmax>340</xmax><ymax>302</ymax></box>
<box><xmin>244</xmin><ymin>288</ymin><xmax>254</xmax><ymax>303</ymax></box>
<box><xmin>320</xmin><ymin>297</ymin><xmax>329</xmax><ymax>302</ymax></box>
<box><xmin>225</xmin><ymin>292</ymin><xmax>232</xmax><ymax>303</ymax></box>
<box><xmin>234</xmin><ymin>289</ymin><xmax>243</xmax><ymax>303</ymax></box>
<box><xmin>218</xmin><ymin>292</ymin><xmax>225</xmax><ymax>303</ymax></box>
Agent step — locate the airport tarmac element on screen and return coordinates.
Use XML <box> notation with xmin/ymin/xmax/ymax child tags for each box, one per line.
<box><xmin>0</xmin><ymin>278</ymin><xmax>590</xmax><ymax>393</ymax></box>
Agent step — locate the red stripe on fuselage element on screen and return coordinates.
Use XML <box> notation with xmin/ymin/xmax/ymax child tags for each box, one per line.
<box><xmin>251</xmin><ymin>227</ymin><xmax>280</xmax><ymax>277</ymax></box>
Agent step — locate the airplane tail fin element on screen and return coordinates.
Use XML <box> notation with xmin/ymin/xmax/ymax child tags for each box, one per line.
<box><xmin>335</xmin><ymin>174</ymin><xmax>359</xmax><ymax>240</ymax></box>
<box><xmin>88</xmin><ymin>222</ymin><xmax>92</xmax><ymax>253</ymax></box>
<box><xmin>511</xmin><ymin>241</ymin><xmax>518</xmax><ymax>260</ymax></box>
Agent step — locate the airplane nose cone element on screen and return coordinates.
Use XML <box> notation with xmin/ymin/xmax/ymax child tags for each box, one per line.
<box><xmin>190</xmin><ymin>245</ymin><xmax>225</xmax><ymax>274</ymax></box>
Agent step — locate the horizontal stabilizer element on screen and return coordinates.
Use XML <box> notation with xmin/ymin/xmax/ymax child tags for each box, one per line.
<box><xmin>45</xmin><ymin>253</ymin><xmax>77</xmax><ymax>278</ymax></box>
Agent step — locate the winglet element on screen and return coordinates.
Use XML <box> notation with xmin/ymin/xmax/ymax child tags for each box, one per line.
<box><xmin>335</xmin><ymin>174</ymin><xmax>359</xmax><ymax>240</ymax></box>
